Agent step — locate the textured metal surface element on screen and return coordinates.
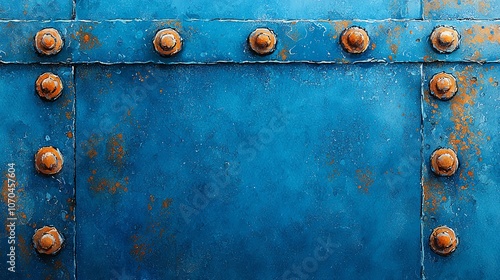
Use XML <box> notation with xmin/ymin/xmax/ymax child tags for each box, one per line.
<box><xmin>1</xmin><ymin>1</ymin><xmax>499</xmax><ymax>279</ymax></box>
<box><xmin>0</xmin><ymin>1</ymin><xmax>73</xmax><ymax>20</ymax></box>
<box><xmin>423</xmin><ymin>0</ymin><xmax>500</xmax><ymax>19</ymax></box>
<box><xmin>0</xmin><ymin>65</ymin><xmax>75</xmax><ymax>278</ymax></box>
<box><xmin>422</xmin><ymin>63</ymin><xmax>500</xmax><ymax>279</ymax></box>
<box><xmin>4</xmin><ymin>20</ymin><xmax>500</xmax><ymax>64</ymax></box>
<box><xmin>76</xmin><ymin>0</ymin><xmax>421</xmax><ymax>20</ymax></box>
<box><xmin>76</xmin><ymin>64</ymin><xmax>422</xmax><ymax>279</ymax></box>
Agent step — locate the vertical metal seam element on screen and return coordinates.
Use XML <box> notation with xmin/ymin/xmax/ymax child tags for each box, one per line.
<box><xmin>419</xmin><ymin>63</ymin><xmax>426</xmax><ymax>280</ymax></box>
<box><xmin>72</xmin><ymin>0</ymin><xmax>76</xmax><ymax>20</ymax></box>
<box><xmin>71</xmin><ymin>65</ymin><xmax>77</xmax><ymax>280</ymax></box>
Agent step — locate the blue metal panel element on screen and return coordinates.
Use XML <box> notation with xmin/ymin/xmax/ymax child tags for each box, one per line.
<box><xmin>423</xmin><ymin>0</ymin><xmax>500</xmax><ymax>20</ymax></box>
<box><xmin>4</xmin><ymin>20</ymin><xmax>500</xmax><ymax>64</ymax></box>
<box><xmin>76</xmin><ymin>64</ymin><xmax>422</xmax><ymax>279</ymax></box>
<box><xmin>0</xmin><ymin>65</ymin><xmax>75</xmax><ymax>279</ymax></box>
<box><xmin>0</xmin><ymin>1</ymin><xmax>73</xmax><ymax>20</ymax></box>
<box><xmin>76</xmin><ymin>0</ymin><xmax>421</xmax><ymax>21</ymax></box>
<box><xmin>422</xmin><ymin>64</ymin><xmax>500</xmax><ymax>278</ymax></box>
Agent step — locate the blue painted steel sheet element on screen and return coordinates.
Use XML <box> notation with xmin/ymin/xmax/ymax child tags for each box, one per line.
<box><xmin>0</xmin><ymin>65</ymin><xmax>75</xmax><ymax>278</ymax></box>
<box><xmin>76</xmin><ymin>0</ymin><xmax>421</xmax><ymax>21</ymax></box>
<box><xmin>0</xmin><ymin>1</ymin><xmax>73</xmax><ymax>20</ymax></box>
<box><xmin>423</xmin><ymin>0</ymin><xmax>500</xmax><ymax>20</ymax></box>
<box><xmin>75</xmin><ymin>63</ymin><xmax>422</xmax><ymax>279</ymax></box>
<box><xmin>4</xmin><ymin>20</ymin><xmax>500</xmax><ymax>64</ymax></box>
<box><xmin>422</xmin><ymin>64</ymin><xmax>500</xmax><ymax>279</ymax></box>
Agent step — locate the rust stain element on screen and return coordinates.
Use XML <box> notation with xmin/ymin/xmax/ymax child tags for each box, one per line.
<box><xmin>423</xmin><ymin>0</ymin><xmax>491</xmax><ymax>18</ymax></box>
<box><xmin>355</xmin><ymin>168</ymin><xmax>374</xmax><ymax>193</ymax></box>
<box><xmin>74</xmin><ymin>25</ymin><xmax>101</xmax><ymax>50</ymax></box>
<box><xmin>463</xmin><ymin>24</ymin><xmax>500</xmax><ymax>48</ymax></box>
<box><xmin>162</xmin><ymin>198</ymin><xmax>173</xmax><ymax>209</ymax></box>
<box><xmin>65</xmin><ymin>112</ymin><xmax>72</xmax><ymax>120</ymax></box>
<box><xmin>82</xmin><ymin>134</ymin><xmax>102</xmax><ymax>159</ymax></box>
<box><xmin>148</xmin><ymin>194</ymin><xmax>156</xmax><ymax>211</ymax></box>
<box><xmin>279</xmin><ymin>48</ymin><xmax>288</xmax><ymax>60</ymax></box>
<box><xmin>18</xmin><ymin>235</ymin><xmax>31</xmax><ymax>264</ymax></box>
<box><xmin>449</xmin><ymin>66</ymin><xmax>482</xmax><ymax>169</ymax></box>
<box><xmin>387</xmin><ymin>26</ymin><xmax>403</xmax><ymax>56</ymax></box>
<box><xmin>130</xmin><ymin>234</ymin><xmax>152</xmax><ymax>262</ymax></box>
<box><xmin>423</xmin><ymin>178</ymin><xmax>445</xmax><ymax>213</ymax></box>
<box><xmin>330</xmin><ymin>21</ymin><xmax>351</xmax><ymax>40</ymax></box>
<box><xmin>66</xmin><ymin>131</ymin><xmax>73</xmax><ymax>139</ymax></box>
<box><xmin>107</xmin><ymin>133</ymin><xmax>125</xmax><ymax>166</ymax></box>
<box><xmin>67</xmin><ymin>198</ymin><xmax>76</xmax><ymax>221</ymax></box>
<box><xmin>88</xmin><ymin>177</ymin><xmax>129</xmax><ymax>194</ymax></box>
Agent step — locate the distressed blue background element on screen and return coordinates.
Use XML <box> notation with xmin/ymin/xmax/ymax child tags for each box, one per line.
<box><xmin>75</xmin><ymin>64</ymin><xmax>422</xmax><ymax>279</ymax></box>
<box><xmin>76</xmin><ymin>0</ymin><xmax>421</xmax><ymax>20</ymax></box>
<box><xmin>0</xmin><ymin>1</ymin><xmax>73</xmax><ymax>20</ymax></box>
<box><xmin>0</xmin><ymin>0</ymin><xmax>499</xmax><ymax>279</ymax></box>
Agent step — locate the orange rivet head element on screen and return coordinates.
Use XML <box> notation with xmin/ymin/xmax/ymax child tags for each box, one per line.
<box><xmin>35</xmin><ymin>28</ymin><xmax>63</xmax><ymax>56</ymax></box>
<box><xmin>430</xmin><ymin>26</ymin><xmax>460</xmax><ymax>53</ymax></box>
<box><xmin>430</xmin><ymin>148</ymin><xmax>459</xmax><ymax>177</ymax></box>
<box><xmin>248</xmin><ymin>28</ymin><xmax>277</xmax><ymax>55</ymax></box>
<box><xmin>430</xmin><ymin>226</ymin><xmax>458</xmax><ymax>256</ymax></box>
<box><xmin>438</xmin><ymin>31</ymin><xmax>455</xmax><ymax>46</ymax></box>
<box><xmin>255</xmin><ymin>33</ymin><xmax>271</xmax><ymax>48</ymax></box>
<box><xmin>436</xmin><ymin>77</ymin><xmax>452</xmax><ymax>92</ymax></box>
<box><xmin>436</xmin><ymin>153</ymin><xmax>454</xmax><ymax>171</ymax></box>
<box><xmin>33</xmin><ymin>226</ymin><xmax>64</xmax><ymax>255</ymax></box>
<box><xmin>36</xmin><ymin>73</ymin><xmax>63</xmax><ymax>101</ymax></box>
<box><xmin>160</xmin><ymin>34</ymin><xmax>177</xmax><ymax>51</ymax></box>
<box><xmin>429</xmin><ymin>72</ymin><xmax>458</xmax><ymax>101</ymax></box>
<box><xmin>41</xmin><ymin>152</ymin><xmax>58</xmax><ymax>170</ymax></box>
<box><xmin>340</xmin><ymin>27</ymin><xmax>370</xmax><ymax>54</ymax></box>
<box><xmin>41</xmin><ymin>34</ymin><xmax>56</xmax><ymax>50</ymax></box>
<box><xmin>435</xmin><ymin>232</ymin><xmax>453</xmax><ymax>249</ymax></box>
<box><xmin>35</xmin><ymin>147</ymin><xmax>64</xmax><ymax>175</ymax></box>
<box><xmin>41</xmin><ymin>77</ymin><xmax>58</xmax><ymax>94</ymax></box>
<box><xmin>39</xmin><ymin>233</ymin><xmax>56</xmax><ymax>250</ymax></box>
<box><xmin>153</xmin><ymin>29</ymin><xmax>183</xmax><ymax>57</ymax></box>
<box><xmin>347</xmin><ymin>31</ymin><xmax>365</xmax><ymax>47</ymax></box>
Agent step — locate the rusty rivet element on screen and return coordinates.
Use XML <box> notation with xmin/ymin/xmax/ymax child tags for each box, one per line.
<box><xmin>34</xmin><ymin>28</ymin><xmax>64</xmax><ymax>56</ymax></box>
<box><xmin>153</xmin><ymin>29</ymin><xmax>183</xmax><ymax>57</ymax></box>
<box><xmin>430</xmin><ymin>26</ymin><xmax>460</xmax><ymax>53</ymax></box>
<box><xmin>248</xmin><ymin>28</ymin><xmax>277</xmax><ymax>55</ymax></box>
<box><xmin>429</xmin><ymin>226</ymin><xmax>458</xmax><ymax>256</ymax></box>
<box><xmin>35</xmin><ymin>73</ymin><xmax>63</xmax><ymax>101</ymax></box>
<box><xmin>430</xmin><ymin>148</ymin><xmax>459</xmax><ymax>177</ymax></box>
<box><xmin>33</xmin><ymin>226</ymin><xmax>64</xmax><ymax>255</ymax></box>
<box><xmin>35</xmin><ymin>147</ymin><xmax>64</xmax><ymax>175</ymax></box>
<box><xmin>340</xmin><ymin>27</ymin><xmax>370</xmax><ymax>54</ymax></box>
<box><xmin>429</xmin><ymin>72</ymin><xmax>458</xmax><ymax>101</ymax></box>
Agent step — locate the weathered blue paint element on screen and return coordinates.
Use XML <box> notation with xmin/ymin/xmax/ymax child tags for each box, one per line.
<box><xmin>76</xmin><ymin>0</ymin><xmax>421</xmax><ymax>21</ymax></box>
<box><xmin>0</xmin><ymin>1</ymin><xmax>499</xmax><ymax>279</ymax></box>
<box><xmin>423</xmin><ymin>0</ymin><xmax>500</xmax><ymax>20</ymax></box>
<box><xmin>0</xmin><ymin>65</ymin><xmax>75</xmax><ymax>279</ymax></box>
<box><xmin>0</xmin><ymin>1</ymin><xmax>73</xmax><ymax>20</ymax></box>
<box><xmin>75</xmin><ymin>64</ymin><xmax>422</xmax><ymax>279</ymax></box>
<box><xmin>3</xmin><ymin>20</ymin><xmax>500</xmax><ymax>64</ymax></box>
<box><xmin>422</xmin><ymin>63</ymin><xmax>500</xmax><ymax>279</ymax></box>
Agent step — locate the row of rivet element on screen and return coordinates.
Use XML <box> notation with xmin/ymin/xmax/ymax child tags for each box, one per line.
<box><xmin>33</xmin><ymin>146</ymin><xmax>65</xmax><ymax>255</ymax></box>
<box><xmin>428</xmin><ymin>66</ymin><xmax>460</xmax><ymax>256</ymax></box>
<box><xmin>33</xmin><ymin>25</ymin><xmax>461</xmax><ymax>57</ymax></box>
<box><xmin>33</xmin><ymin>29</ymin><xmax>67</xmax><ymax>255</ymax></box>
